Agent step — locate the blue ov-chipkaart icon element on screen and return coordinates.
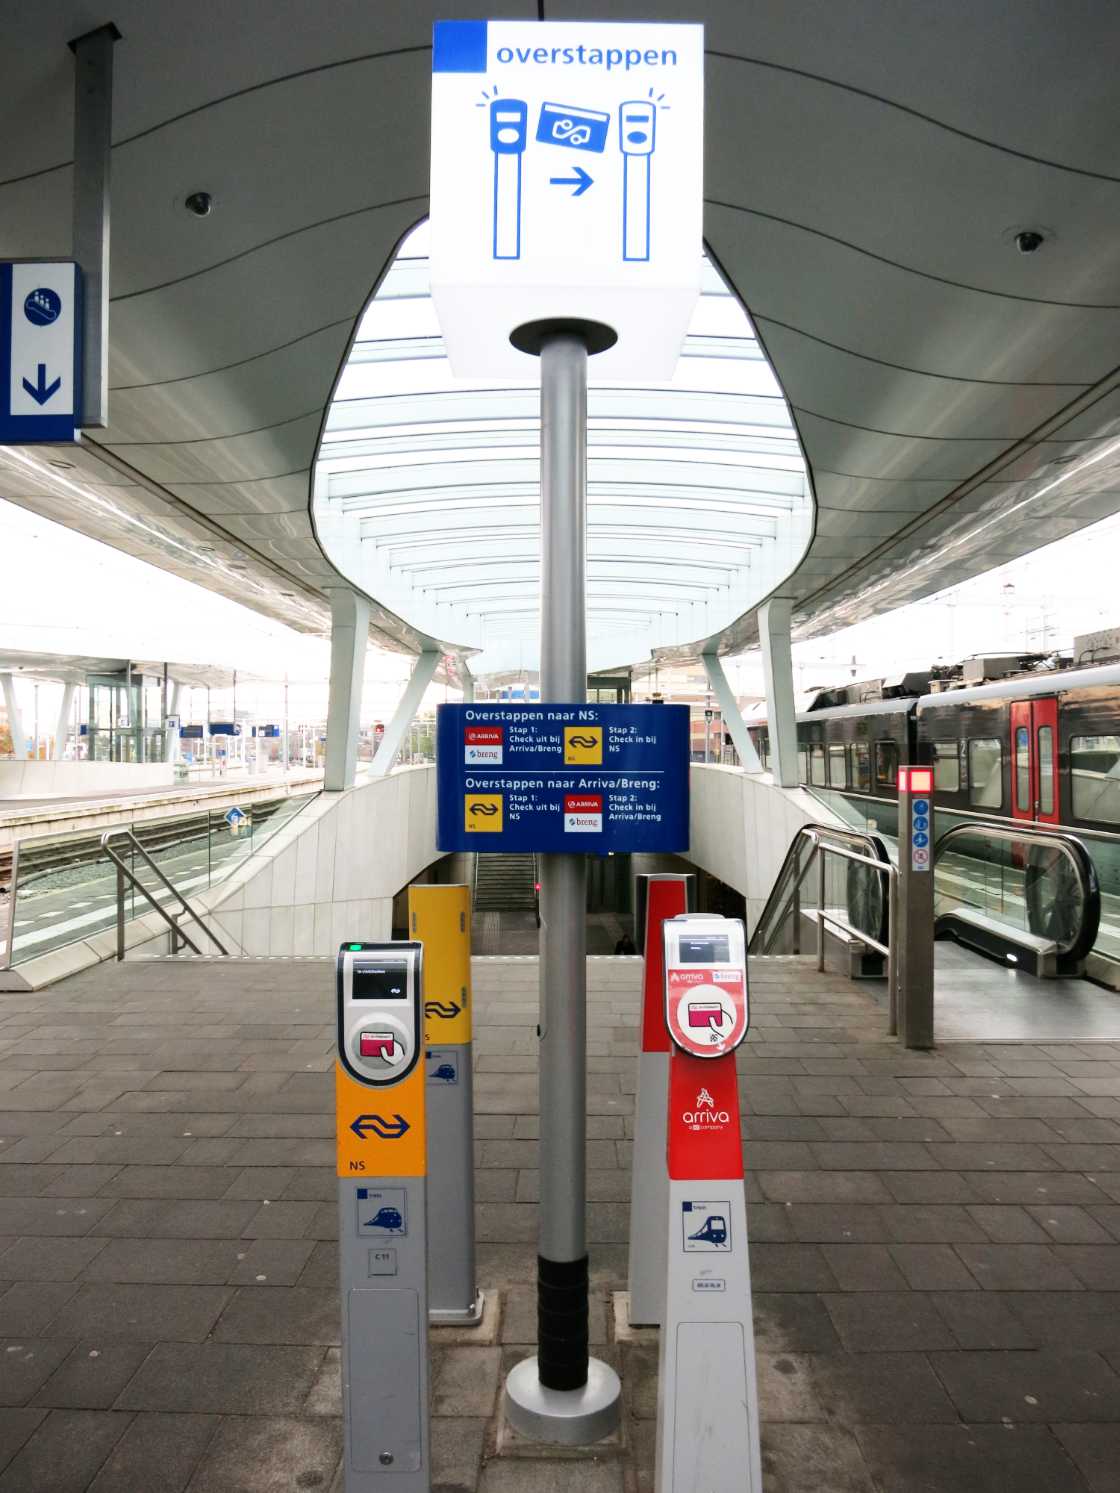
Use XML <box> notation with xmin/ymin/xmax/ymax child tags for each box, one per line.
<box><xmin>537</xmin><ymin>101</ymin><xmax>609</xmax><ymax>153</ymax></box>
<box><xmin>620</xmin><ymin>100</ymin><xmax>656</xmax><ymax>262</ymax></box>
<box><xmin>490</xmin><ymin>98</ymin><xmax>528</xmax><ymax>260</ymax></box>
<box><xmin>913</xmin><ymin>832</ymin><xmax>929</xmax><ymax>848</ymax></box>
<box><xmin>24</xmin><ymin>288</ymin><xmax>62</xmax><ymax>326</ymax></box>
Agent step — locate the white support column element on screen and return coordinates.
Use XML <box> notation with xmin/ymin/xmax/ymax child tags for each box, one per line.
<box><xmin>701</xmin><ymin>653</ymin><xmax>762</xmax><ymax>774</ymax></box>
<box><xmin>163</xmin><ymin>682</ymin><xmax>181</xmax><ymax>763</ymax></box>
<box><xmin>759</xmin><ymin>597</ymin><xmax>799</xmax><ymax>788</ymax></box>
<box><xmin>369</xmin><ymin>650</ymin><xmax>441</xmax><ymax>778</ymax></box>
<box><xmin>0</xmin><ymin>675</ymin><xmax>27</xmax><ymax>760</ymax></box>
<box><xmin>52</xmin><ymin>683</ymin><xmax>76</xmax><ymax>761</ymax></box>
<box><xmin>324</xmin><ymin>587</ymin><xmax>371</xmax><ymax>792</ymax></box>
<box><xmin>461</xmin><ymin>670</ymin><xmax>475</xmax><ymax>703</ymax></box>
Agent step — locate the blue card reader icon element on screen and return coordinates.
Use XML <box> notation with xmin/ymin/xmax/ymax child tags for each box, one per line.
<box><xmin>490</xmin><ymin>99</ymin><xmax>527</xmax><ymax>261</ymax></box>
<box><xmin>620</xmin><ymin>101</ymin><xmax>657</xmax><ymax>262</ymax></box>
<box><xmin>536</xmin><ymin>101</ymin><xmax>609</xmax><ymax>153</ymax></box>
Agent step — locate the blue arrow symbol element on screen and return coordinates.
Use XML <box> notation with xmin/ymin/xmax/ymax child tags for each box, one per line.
<box><xmin>351</xmin><ymin>1113</ymin><xmax>410</xmax><ymax>1141</ymax></box>
<box><xmin>22</xmin><ymin>364</ymin><xmax>62</xmax><ymax>406</ymax></box>
<box><xmin>549</xmin><ymin>166</ymin><xmax>593</xmax><ymax>197</ymax></box>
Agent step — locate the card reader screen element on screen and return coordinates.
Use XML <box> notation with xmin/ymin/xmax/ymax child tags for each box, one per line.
<box><xmin>351</xmin><ymin>962</ymin><xmax>408</xmax><ymax>1001</ymax></box>
<box><xmin>678</xmin><ymin>935</ymin><xmax>730</xmax><ymax>964</ymax></box>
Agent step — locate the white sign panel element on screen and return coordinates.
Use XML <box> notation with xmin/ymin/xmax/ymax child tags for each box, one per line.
<box><xmin>429</xmin><ymin>19</ymin><xmax>704</xmax><ymax>378</ymax></box>
<box><xmin>1</xmin><ymin>262</ymin><xmax>80</xmax><ymax>443</ymax></box>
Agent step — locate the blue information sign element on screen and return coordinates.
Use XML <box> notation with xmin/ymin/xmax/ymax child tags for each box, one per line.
<box><xmin>436</xmin><ymin>702</ymin><xmax>689</xmax><ymax>854</ymax></box>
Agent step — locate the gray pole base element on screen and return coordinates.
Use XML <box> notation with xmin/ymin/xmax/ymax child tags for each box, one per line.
<box><xmin>430</xmin><ymin>1289</ymin><xmax>485</xmax><ymax>1328</ymax></box>
<box><xmin>504</xmin><ymin>1355</ymin><xmax>621</xmax><ymax>1446</ymax></box>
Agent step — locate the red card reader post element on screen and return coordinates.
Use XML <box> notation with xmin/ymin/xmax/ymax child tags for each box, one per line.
<box><xmin>655</xmin><ymin>913</ymin><xmax>762</xmax><ymax>1493</ymax></box>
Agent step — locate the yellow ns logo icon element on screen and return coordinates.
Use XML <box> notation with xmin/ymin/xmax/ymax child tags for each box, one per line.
<box><xmin>464</xmin><ymin>794</ymin><xmax>503</xmax><ymax>832</ymax></box>
<box><xmin>564</xmin><ymin>726</ymin><xmax>602</xmax><ymax>764</ymax></box>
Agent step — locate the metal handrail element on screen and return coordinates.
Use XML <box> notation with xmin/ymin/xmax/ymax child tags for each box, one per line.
<box><xmin>933</xmin><ymin>821</ymin><xmax>1101</xmax><ymax>962</ymax></box>
<box><xmin>750</xmin><ymin>822</ymin><xmax>900</xmax><ymax>1032</ymax></box>
<box><xmin>100</xmin><ymin>829</ymin><xmax>231</xmax><ymax>960</ymax></box>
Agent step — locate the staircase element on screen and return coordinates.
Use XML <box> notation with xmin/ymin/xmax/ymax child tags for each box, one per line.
<box><xmin>473</xmin><ymin>853</ymin><xmax>537</xmax><ymax>912</ymax></box>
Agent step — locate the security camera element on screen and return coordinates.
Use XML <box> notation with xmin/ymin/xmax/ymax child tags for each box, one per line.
<box><xmin>184</xmin><ymin>191</ymin><xmax>213</xmax><ymax>217</ymax></box>
<box><xmin>1015</xmin><ymin>230</ymin><xmax>1044</xmax><ymax>254</ymax></box>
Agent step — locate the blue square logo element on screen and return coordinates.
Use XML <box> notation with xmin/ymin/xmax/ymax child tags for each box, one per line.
<box><xmin>433</xmin><ymin>20</ymin><xmax>488</xmax><ymax>73</ymax></box>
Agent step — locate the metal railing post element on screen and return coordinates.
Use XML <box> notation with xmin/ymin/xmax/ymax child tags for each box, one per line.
<box><xmin>816</xmin><ymin>849</ymin><xmax>826</xmax><ymax>972</ymax></box>
<box><xmin>116</xmin><ymin>861</ymin><xmax>125</xmax><ymax>962</ymax></box>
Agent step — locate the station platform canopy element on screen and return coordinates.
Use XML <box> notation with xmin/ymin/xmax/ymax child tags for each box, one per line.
<box><xmin>0</xmin><ymin>4</ymin><xmax>1117</xmax><ymax>676</ymax></box>
<box><xmin>0</xmin><ymin>649</ymin><xmax>242</xmax><ymax>691</ymax></box>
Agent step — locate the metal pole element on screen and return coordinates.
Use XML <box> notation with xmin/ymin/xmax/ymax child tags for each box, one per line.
<box><xmin>817</xmin><ymin>849</ymin><xmax>826</xmax><ymax>972</ymax></box>
<box><xmin>505</xmin><ymin>329</ymin><xmax>620</xmax><ymax>1444</ymax></box>
<box><xmin>283</xmin><ymin>674</ymin><xmax>290</xmax><ymax>773</ymax></box>
<box><xmin>70</xmin><ymin>24</ymin><xmax>119</xmax><ymax>429</ymax></box>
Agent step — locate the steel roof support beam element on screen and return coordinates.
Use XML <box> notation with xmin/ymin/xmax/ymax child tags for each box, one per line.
<box><xmin>70</xmin><ymin>23</ymin><xmax>120</xmax><ymax>429</ymax></box>
<box><xmin>759</xmin><ymin>596</ymin><xmax>799</xmax><ymax>789</ymax></box>
<box><xmin>702</xmin><ymin>652</ymin><xmax>762</xmax><ymax>774</ymax></box>
<box><xmin>368</xmin><ymin>646</ymin><xmax>440</xmax><ymax>780</ymax></box>
<box><xmin>323</xmin><ymin>586</ymin><xmax>370</xmax><ymax>792</ymax></box>
<box><xmin>0</xmin><ymin>675</ymin><xmax>27</xmax><ymax>761</ymax></box>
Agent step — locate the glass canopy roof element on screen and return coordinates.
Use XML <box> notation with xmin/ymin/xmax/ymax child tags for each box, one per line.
<box><xmin>313</xmin><ymin>222</ymin><xmax>812</xmax><ymax>677</ymax></box>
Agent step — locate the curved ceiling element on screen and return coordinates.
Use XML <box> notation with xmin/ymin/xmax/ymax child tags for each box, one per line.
<box><xmin>312</xmin><ymin>226</ymin><xmax>811</xmax><ymax>675</ymax></box>
<box><xmin>0</xmin><ymin>2</ymin><xmax>1116</xmax><ymax>675</ymax></box>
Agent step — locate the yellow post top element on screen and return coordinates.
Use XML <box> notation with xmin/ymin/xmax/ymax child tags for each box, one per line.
<box><xmin>409</xmin><ymin>882</ymin><xmax>473</xmax><ymax>1045</ymax></box>
<box><xmin>335</xmin><ymin>1062</ymin><xmax>426</xmax><ymax>1178</ymax></box>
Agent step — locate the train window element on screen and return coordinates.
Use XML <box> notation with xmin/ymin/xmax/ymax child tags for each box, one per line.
<box><xmin>852</xmin><ymin>742</ymin><xmax>871</xmax><ymax>793</ymax></box>
<box><xmin>875</xmin><ymin>740</ymin><xmax>899</xmax><ymax>789</ymax></box>
<box><xmin>798</xmin><ymin>746</ymin><xmax>809</xmax><ymax>783</ymax></box>
<box><xmin>931</xmin><ymin>740</ymin><xmax>960</xmax><ymax>793</ymax></box>
<box><xmin>1015</xmin><ymin>725</ymin><xmax>1031</xmax><ymax>812</ymax></box>
<box><xmin>809</xmin><ymin>744</ymin><xmax>827</xmax><ymax>786</ymax></box>
<box><xmin>1038</xmin><ymin>727</ymin><xmax>1054</xmax><ymax>816</ymax></box>
<box><xmin>1070</xmin><ymin>735</ymin><xmax>1120</xmax><ymax>824</ymax></box>
<box><xmin>968</xmin><ymin>738</ymin><xmax>1003</xmax><ymax>808</ymax></box>
<box><xmin>828</xmin><ymin>744</ymin><xmax>848</xmax><ymax>788</ymax></box>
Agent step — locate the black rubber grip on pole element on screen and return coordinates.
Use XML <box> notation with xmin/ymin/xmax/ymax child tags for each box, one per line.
<box><xmin>537</xmin><ymin>1254</ymin><xmax>589</xmax><ymax>1390</ymax></box>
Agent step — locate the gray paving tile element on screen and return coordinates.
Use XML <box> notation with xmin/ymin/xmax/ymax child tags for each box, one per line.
<box><xmin>930</xmin><ymin>1290</ymin><xmax>1038</xmax><ymax>1348</ymax></box>
<box><xmin>213</xmin><ymin>1286</ymin><xmax>339</xmax><ymax>1345</ymax></box>
<box><xmin>45</xmin><ymin>1284</ymin><xmax>232</xmax><ymax>1343</ymax></box>
<box><xmin>478</xmin><ymin>1458</ymin><xmax>624</xmax><ymax>1492</ymax></box>
<box><xmin>431</xmin><ymin>1345</ymin><xmax>501</xmax><ymax>1417</ymax></box>
<box><xmin>956</xmin><ymin>1243</ymin><xmax>1084</xmax><ymax>1290</ymax></box>
<box><xmin>759</xmin><ymin>1424</ymin><xmax>875</xmax><ymax>1492</ymax></box>
<box><xmin>0</xmin><ymin>1283</ymin><xmax>79</xmax><ymax>1336</ymax></box>
<box><xmin>0</xmin><ymin>1340</ymin><xmax>73</xmax><ymax>1406</ymax></box>
<box><xmin>31</xmin><ymin>1341</ymin><xmax>152</xmax><ymax>1410</ymax></box>
<box><xmin>116</xmin><ymin>1342</ymin><xmax>325</xmax><ymax>1414</ymax></box>
<box><xmin>889</xmin><ymin>1244</ymin><xmax>979</xmax><ymax>1291</ymax></box>
<box><xmin>433</xmin><ymin>1416</ymin><xmax>487</xmax><ymax>1489</ymax></box>
<box><xmin>82</xmin><ymin>1238</ymin><xmax>244</xmax><ymax>1285</ymax></box>
<box><xmin>752</xmin><ymin>1294</ymin><xmax>842</xmax><ymax>1355</ymax></box>
<box><xmin>809</xmin><ymin>1351</ymin><xmax>957</xmax><ymax>1424</ymax></box>
<box><xmin>1053</xmin><ymin>1424</ymin><xmax>1120</xmax><ymax>1493</ymax></box>
<box><xmin>860</xmin><ymin>1421</ymin><xmax>1090</xmax><ymax>1490</ymax></box>
<box><xmin>1003</xmin><ymin>1293</ymin><xmax>1120</xmax><ymax>1349</ymax></box>
<box><xmin>1026</xmin><ymin>1204</ymin><xmax>1114</xmax><ymax>1244</ymax></box>
<box><xmin>0</xmin><ymin>1408</ymin><xmax>47</xmax><ymax>1475</ymax></box>
<box><xmin>0</xmin><ymin>1236</ymin><xmax>108</xmax><ymax>1282</ymax></box>
<box><xmin>0</xmin><ymin>1408</ymin><xmax>132</xmax><ymax>1493</ymax></box>
<box><xmin>1056</xmin><ymin>1245</ymin><xmax>1120</xmax><ymax>1290</ymax></box>
<box><xmin>966</xmin><ymin>1204</ymin><xmax>1051</xmax><ymax>1243</ymax></box>
<box><xmin>823</xmin><ymin>1293</ymin><xmax>957</xmax><ymax>1353</ymax></box>
<box><xmin>86</xmin><ymin>1410</ymin><xmax>218</xmax><ymax>1493</ymax></box>
<box><xmin>932</xmin><ymin>1349</ymin><xmax>1120</xmax><ymax>1422</ymax></box>
<box><xmin>0</xmin><ymin>1198</ymin><xmax>113</xmax><ymax>1236</ymax></box>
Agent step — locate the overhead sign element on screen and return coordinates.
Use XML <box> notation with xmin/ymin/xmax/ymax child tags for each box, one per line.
<box><xmin>0</xmin><ymin>263</ymin><xmax>81</xmax><ymax>443</ymax></box>
<box><xmin>436</xmin><ymin>702</ymin><xmax>688</xmax><ymax>853</ymax></box>
<box><xmin>429</xmin><ymin>19</ymin><xmax>704</xmax><ymax>378</ymax></box>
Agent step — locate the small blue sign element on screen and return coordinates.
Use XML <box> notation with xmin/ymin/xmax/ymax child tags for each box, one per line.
<box><xmin>436</xmin><ymin>702</ymin><xmax>688</xmax><ymax>854</ymax></box>
<box><xmin>913</xmin><ymin>798</ymin><xmax>930</xmax><ymax>815</ymax></box>
<box><xmin>537</xmin><ymin>101</ymin><xmax>609</xmax><ymax>153</ymax></box>
<box><xmin>913</xmin><ymin>832</ymin><xmax>929</xmax><ymax>848</ymax></box>
<box><xmin>912</xmin><ymin>815</ymin><xmax>929</xmax><ymax>832</ymax></box>
<box><xmin>24</xmin><ymin>288</ymin><xmax>61</xmax><ymax>326</ymax></box>
<box><xmin>224</xmin><ymin>807</ymin><xmax>247</xmax><ymax>828</ymax></box>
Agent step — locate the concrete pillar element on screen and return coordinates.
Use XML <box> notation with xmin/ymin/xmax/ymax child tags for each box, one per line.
<box><xmin>369</xmin><ymin>651</ymin><xmax>441</xmax><ymax>778</ymax></box>
<box><xmin>759</xmin><ymin>597</ymin><xmax>799</xmax><ymax>788</ymax></box>
<box><xmin>0</xmin><ymin>675</ymin><xmax>27</xmax><ymax>760</ymax></box>
<box><xmin>163</xmin><ymin>681</ymin><xmax>181</xmax><ymax>763</ymax></box>
<box><xmin>52</xmin><ymin>683</ymin><xmax>76</xmax><ymax>760</ymax></box>
<box><xmin>324</xmin><ymin>586</ymin><xmax>371</xmax><ymax>792</ymax></box>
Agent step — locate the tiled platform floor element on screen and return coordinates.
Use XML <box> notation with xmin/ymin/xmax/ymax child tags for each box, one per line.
<box><xmin>0</xmin><ymin>955</ymin><xmax>1115</xmax><ymax>1489</ymax></box>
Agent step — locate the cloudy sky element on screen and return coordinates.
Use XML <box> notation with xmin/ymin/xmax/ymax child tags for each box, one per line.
<box><xmin>1</xmin><ymin>493</ymin><xmax>1118</xmax><ymax>740</ymax></box>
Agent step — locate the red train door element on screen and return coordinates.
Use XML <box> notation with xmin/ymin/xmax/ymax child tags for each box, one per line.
<box><xmin>1010</xmin><ymin>697</ymin><xmax>1060</xmax><ymax>824</ymax></box>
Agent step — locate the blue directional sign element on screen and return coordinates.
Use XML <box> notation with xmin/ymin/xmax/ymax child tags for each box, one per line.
<box><xmin>0</xmin><ymin>263</ymin><xmax>81</xmax><ymax>443</ymax></box>
<box><xmin>436</xmin><ymin>702</ymin><xmax>689</xmax><ymax>854</ymax></box>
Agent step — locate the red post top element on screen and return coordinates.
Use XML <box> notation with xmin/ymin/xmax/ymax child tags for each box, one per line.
<box><xmin>640</xmin><ymin>879</ymin><xmax>688</xmax><ymax>1053</ymax></box>
<box><xmin>667</xmin><ymin>1048</ymin><xmax>743</xmax><ymax>1181</ymax></box>
<box><xmin>897</xmin><ymin>766</ymin><xmax>933</xmax><ymax>794</ymax></box>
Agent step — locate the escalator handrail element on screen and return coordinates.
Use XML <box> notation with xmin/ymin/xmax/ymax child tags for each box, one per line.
<box><xmin>933</xmin><ymin>821</ymin><xmax>1101</xmax><ymax>961</ymax></box>
<box><xmin>750</xmin><ymin>822</ymin><xmax>894</xmax><ymax>956</ymax></box>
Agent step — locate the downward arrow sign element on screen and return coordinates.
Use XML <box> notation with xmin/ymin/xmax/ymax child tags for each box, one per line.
<box><xmin>22</xmin><ymin>364</ymin><xmax>62</xmax><ymax>406</ymax></box>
